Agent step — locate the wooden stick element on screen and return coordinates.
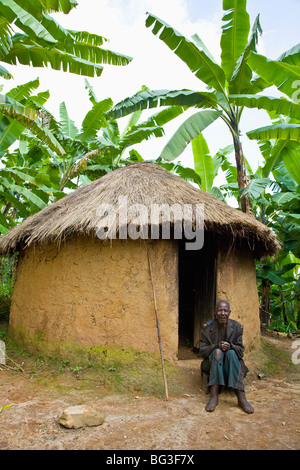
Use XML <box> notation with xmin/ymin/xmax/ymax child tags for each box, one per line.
<box><xmin>145</xmin><ymin>241</ymin><xmax>169</xmax><ymax>401</ymax></box>
<box><xmin>6</xmin><ymin>355</ymin><xmax>24</xmax><ymax>373</ymax></box>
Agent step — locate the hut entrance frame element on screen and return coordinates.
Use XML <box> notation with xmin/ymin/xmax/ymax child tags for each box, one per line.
<box><xmin>178</xmin><ymin>236</ymin><xmax>217</xmax><ymax>355</ymax></box>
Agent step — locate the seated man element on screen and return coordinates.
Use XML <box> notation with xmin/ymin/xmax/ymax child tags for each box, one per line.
<box><xmin>199</xmin><ymin>299</ymin><xmax>254</xmax><ymax>414</ymax></box>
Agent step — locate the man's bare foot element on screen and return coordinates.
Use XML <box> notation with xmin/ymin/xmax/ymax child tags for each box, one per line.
<box><xmin>237</xmin><ymin>390</ymin><xmax>254</xmax><ymax>414</ymax></box>
<box><xmin>205</xmin><ymin>385</ymin><xmax>219</xmax><ymax>412</ymax></box>
<box><xmin>205</xmin><ymin>395</ymin><xmax>218</xmax><ymax>412</ymax></box>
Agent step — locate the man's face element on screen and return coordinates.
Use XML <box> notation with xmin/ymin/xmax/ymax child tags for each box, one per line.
<box><xmin>215</xmin><ymin>301</ymin><xmax>230</xmax><ymax>326</ymax></box>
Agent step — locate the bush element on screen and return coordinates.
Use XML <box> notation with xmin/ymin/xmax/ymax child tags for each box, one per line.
<box><xmin>0</xmin><ymin>255</ymin><xmax>17</xmax><ymax>319</ymax></box>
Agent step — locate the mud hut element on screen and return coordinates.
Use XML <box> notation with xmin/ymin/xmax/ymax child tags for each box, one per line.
<box><xmin>0</xmin><ymin>162</ymin><xmax>280</xmax><ymax>361</ymax></box>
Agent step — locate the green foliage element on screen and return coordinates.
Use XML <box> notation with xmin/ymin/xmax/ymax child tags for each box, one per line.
<box><xmin>0</xmin><ymin>0</ymin><xmax>132</xmax><ymax>78</ymax></box>
<box><xmin>145</xmin><ymin>13</ymin><xmax>226</xmax><ymax>93</ymax></box>
<box><xmin>108</xmin><ymin>1</ymin><xmax>300</xmax><ymax>215</ymax></box>
<box><xmin>0</xmin><ymin>0</ymin><xmax>131</xmax><ymax>154</ymax></box>
<box><xmin>0</xmin><ymin>254</ymin><xmax>17</xmax><ymax>318</ymax></box>
<box><xmin>0</xmin><ymin>81</ymin><xmax>184</xmax><ymax>234</ymax></box>
<box><xmin>159</xmin><ymin>110</ymin><xmax>221</xmax><ymax>162</ymax></box>
<box><xmin>220</xmin><ymin>0</ymin><xmax>251</xmax><ymax>83</ymax></box>
<box><xmin>247</xmin><ymin>159</ymin><xmax>300</xmax><ymax>333</ymax></box>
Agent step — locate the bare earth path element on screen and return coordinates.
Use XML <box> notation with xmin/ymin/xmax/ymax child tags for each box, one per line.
<box><xmin>0</xmin><ymin>334</ymin><xmax>299</xmax><ymax>451</ymax></box>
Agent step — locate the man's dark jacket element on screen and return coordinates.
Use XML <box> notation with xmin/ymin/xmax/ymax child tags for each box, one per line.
<box><xmin>199</xmin><ymin>318</ymin><xmax>249</xmax><ymax>376</ymax></box>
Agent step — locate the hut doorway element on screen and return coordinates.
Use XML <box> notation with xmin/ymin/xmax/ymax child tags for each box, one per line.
<box><xmin>178</xmin><ymin>237</ymin><xmax>217</xmax><ymax>359</ymax></box>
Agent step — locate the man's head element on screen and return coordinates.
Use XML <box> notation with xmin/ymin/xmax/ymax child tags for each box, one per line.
<box><xmin>215</xmin><ymin>300</ymin><xmax>231</xmax><ymax>327</ymax></box>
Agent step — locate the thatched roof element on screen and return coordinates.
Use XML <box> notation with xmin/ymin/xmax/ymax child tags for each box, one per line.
<box><xmin>0</xmin><ymin>162</ymin><xmax>280</xmax><ymax>258</ymax></box>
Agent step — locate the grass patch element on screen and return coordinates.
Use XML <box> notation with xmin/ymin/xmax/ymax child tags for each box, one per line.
<box><xmin>246</xmin><ymin>336</ymin><xmax>295</xmax><ymax>377</ymax></box>
<box><xmin>2</xmin><ymin>322</ymin><xmax>297</xmax><ymax>398</ymax></box>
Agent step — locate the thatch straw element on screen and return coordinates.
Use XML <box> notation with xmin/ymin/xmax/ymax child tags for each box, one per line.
<box><xmin>0</xmin><ymin>162</ymin><xmax>280</xmax><ymax>258</ymax></box>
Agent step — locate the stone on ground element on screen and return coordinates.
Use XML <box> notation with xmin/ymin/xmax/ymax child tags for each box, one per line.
<box><xmin>59</xmin><ymin>405</ymin><xmax>105</xmax><ymax>429</ymax></box>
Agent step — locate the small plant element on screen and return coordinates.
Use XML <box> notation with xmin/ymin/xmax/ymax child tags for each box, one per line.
<box><xmin>61</xmin><ymin>359</ymin><xmax>70</xmax><ymax>372</ymax></box>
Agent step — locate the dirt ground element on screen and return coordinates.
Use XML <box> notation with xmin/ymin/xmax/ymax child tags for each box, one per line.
<box><xmin>0</xmin><ymin>332</ymin><xmax>299</xmax><ymax>451</ymax></box>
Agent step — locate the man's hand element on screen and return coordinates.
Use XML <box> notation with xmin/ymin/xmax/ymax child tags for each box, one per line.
<box><xmin>219</xmin><ymin>341</ymin><xmax>230</xmax><ymax>352</ymax></box>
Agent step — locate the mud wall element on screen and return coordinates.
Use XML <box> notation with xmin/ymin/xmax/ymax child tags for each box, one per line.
<box><xmin>9</xmin><ymin>237</ymin><xmax>179</xmax><ymax>360</ymax></box>
<box><xmin>216</xmin><ymin>246</ymin><xmax>261</xmax><ymax>350</ymax></box>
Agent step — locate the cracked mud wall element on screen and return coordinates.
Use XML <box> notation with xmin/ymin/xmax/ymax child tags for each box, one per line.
<box><xmin>9</xmin><ymin>237</ymin><xmax>179</xmax><ymax>360</ymax></box>
<box><xmin>8</xmin><ymin>234</ymin><xmax>261</xmax><ymax>360</ymax></box>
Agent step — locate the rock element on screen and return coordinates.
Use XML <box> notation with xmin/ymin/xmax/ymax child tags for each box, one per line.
<box><xmin>257</xmin><ymin>372</ymin><xmax>267</xmax><ymax>380</ymax></box>
<box><xmin>59</xmin><ymin>405</ymin><xmax>105</xmax><ymax>429</ymax></box>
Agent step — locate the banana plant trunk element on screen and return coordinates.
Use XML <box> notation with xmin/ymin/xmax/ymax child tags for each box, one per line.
<box><xmin>261</xmin><ymin>278</ymin><xmax>271</xmax><ymax>327</ymax></box>
<box><xmin>279</xmin><ymin>286</ymin><xmax>288</xmax><ymax>327</ymax></box>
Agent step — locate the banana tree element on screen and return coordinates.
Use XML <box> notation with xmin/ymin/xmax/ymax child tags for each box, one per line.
<box><xmin>222</xmin><ymin>128</ymin><xmax>300</xmax><ymax>330</ymax></box>
<box><xmin>0</xmin><ymin>82</ymin><xmax>183</xmax><ymax>230</ymax></box>
<box><xmin>157</xmin><ymin>137</ymin><xmax>234</xmax><ymax>200</ymax></box>
<box><xmin>106</xmin><ymin>1</ymin><xmax>300</xmax><ymax>214</ymax></box>
<box><xmin>0</xmin><ymin>78</ymin><xmax>65</xmax><ymax>155</ymax></box>
<box><xmin>255</xmin><ymin>163</ymin><xmax>300</xmax><ymax>331</ymax></box>
<box><xmin>54</xmin><ymin>82</ymin><xmax>185</xmax><ymax>190</ymax></box>
<box><xmin>0</xmin><ymin>0</ymin><xmax>132</xmax><ymax>79</ymax></box>
<box><xmin>0</xmin><ymin>0</ymin><xmax>132</xmax><ymax>155</ymax></box>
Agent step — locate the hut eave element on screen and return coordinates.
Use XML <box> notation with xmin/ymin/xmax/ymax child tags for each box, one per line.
<box><xmin>0</xmin><ymin>162</ymin><xmax>281</xmax><ymax>259</ymax></box>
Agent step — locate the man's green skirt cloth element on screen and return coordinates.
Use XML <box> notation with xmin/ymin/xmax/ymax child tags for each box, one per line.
<box><xmin>208</xmin><ymin>349</ymin><xmax>245</xmax><ymax>391</ymax></box>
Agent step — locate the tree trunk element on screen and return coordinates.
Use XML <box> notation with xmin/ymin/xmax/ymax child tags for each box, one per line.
<box><xmin>233</xmin><ymin>133</ymin><xmax>252</xmax><ymax>214</ymax></box>
<box><xmin>261</xmin><ymin>278</ymin><xmax>271</xmax><ymax>327</ymax></box>
<box><xmin>279</xmin><ymin>286</ymin><xmax>288</xmax><ymax>327</ymax></box>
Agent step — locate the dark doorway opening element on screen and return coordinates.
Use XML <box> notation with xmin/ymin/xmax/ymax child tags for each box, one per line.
<box><xmin>178</xmin><ymin>236</ymin><xmax>217</xmax><ymax>359</ymax></box>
